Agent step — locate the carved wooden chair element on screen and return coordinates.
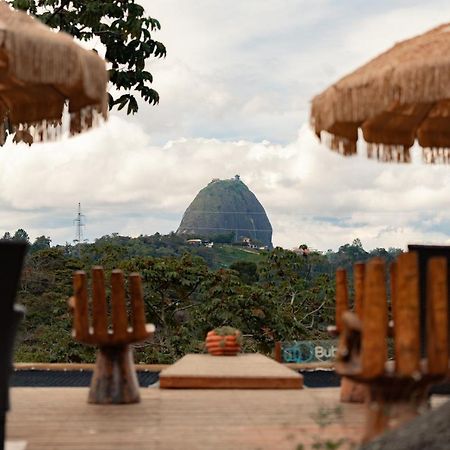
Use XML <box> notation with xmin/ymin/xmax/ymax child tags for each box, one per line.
<box><xmin>70</xmin><ymin>267</ymin><xmax>155</xmax><ymax>404</ymax></box>
<box><xmin>335</xmin><ymin>253</ymin><xmax>448</xmax><ymax>443</ymax></box>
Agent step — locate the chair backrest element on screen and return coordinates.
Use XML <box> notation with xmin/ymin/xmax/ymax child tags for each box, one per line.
<box><xmin>0</xmin><ymin>240</ymin><xmax>28</xmax><ymax>413</ymax></box>
<box><xmin>71</xmin><ymin>266</ymin><xmax>152</xmax><ymax>346</ymax></box>
<box><xmin>336</xmin><ymin>252</ymin><xmax>448</xmax><ymax>379</ymax></box>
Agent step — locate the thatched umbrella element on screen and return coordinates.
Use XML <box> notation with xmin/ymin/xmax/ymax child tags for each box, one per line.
<box><xmin>310</xmin><ymin>23</ymin><xmax>450</xmax><ymax>164</ymax></box>
<box><xmin>0</xmin><ymin>1</ymin><xmax>108</xmax><ymax>146</ymax></box>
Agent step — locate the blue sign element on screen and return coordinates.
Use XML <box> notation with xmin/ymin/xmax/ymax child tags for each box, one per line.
<box><xmin>281</xmin><ymin>340</ymin><xmax>338</xmax><ymax>364</ymax></box>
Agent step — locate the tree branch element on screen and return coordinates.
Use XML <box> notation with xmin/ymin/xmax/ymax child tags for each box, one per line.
<box><xmin>44</xmin><ymin>0</ymin><xmax>71</xmax><ymax>25</ymax></box>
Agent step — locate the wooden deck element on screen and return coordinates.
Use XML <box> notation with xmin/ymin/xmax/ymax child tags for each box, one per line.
<box><xmin>7</xmin><ymin>387</ymin><xmax>366</xmax><ymax>450</ymax></box>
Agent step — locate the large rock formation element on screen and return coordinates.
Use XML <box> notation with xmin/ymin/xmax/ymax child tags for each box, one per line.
<box><xmin>177</xmin><ymin>176</ymin><xmax>273</xmax><ymax>247</ymax></box>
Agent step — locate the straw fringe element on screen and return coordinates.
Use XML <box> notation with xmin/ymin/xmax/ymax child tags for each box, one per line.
<box><xmin>3</xmin><ymin>103</ymin><xmax>105</xmax><ymax>147</ymax></box>
<box><xmin>366</xmin><ymin>143</ymin><xmax>411</xmax><ymax>163</ymax></box>
<box><xmin>422</xmin><ymin>147</ymin><xmax>450</xmax><ymax>164</ymax></box>
<box><xmin>321</xmin><ymin>131</ymin><xmax>357</xmax><ymax>156</ymax></box>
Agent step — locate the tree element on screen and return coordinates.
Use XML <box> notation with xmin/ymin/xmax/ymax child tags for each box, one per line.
<box><xmin>229</xmin><ymin>261</ymin><xmax>259</xmax><ymax>284</ymax></box>
<box><xmin>11</xmin><ymin>0</ymin><xmax>167</xmax><ymax>114</ymax></box>
<box><xmin>13</xmin><ymin>228</ymin><xmax>30</xmax><ymax>243</ymax></box>
<box><xmin>30</xmin><ymin>235</ymin><xmax>52</xmax><ymax>253</ymax></box>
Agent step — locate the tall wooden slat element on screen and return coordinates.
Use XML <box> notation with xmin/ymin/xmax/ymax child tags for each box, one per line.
<box><xmin>427</xmin><ymin>257</ymin><xmax>448</xmax><ymax>376</ymax></box>
<box><xmin>394</xmin><ymin>252</ymin><xmax>420</xmax><ymax>376</ymax></box>
<box><xmin>336</xmin><ymin>268</ymin><xmax>349</xmax><ymax>333</ymax></box>
<box><xmin>354</xmin><ymin>263</ymin><xmax>365</xmax><ymax>319</ymax></box>
<box><xmin>361</xmin><ymin>258</ymin><xmax>388</xmax><ymax>378</ymax></box>
<box><xmin>73</xmin><ymin>271</ymin><xmax>89</xmax><ymax>341</ymax></box>
<box><xmin>129</xmin><ymin>272</ymin><xmax>147</xmax><ymax>340</ymax></box>
<box><xmin>91</xmin><ymin>266</ymin><xmax>108</xmax><ymax>340</ymax></box>
<box><xmin>390</xmin><ymin>261</ymin><xmax>398</xmax><ymax>325</ymax></box>
<box><xmin>111</xmin><ymin>269</ymin><xmax>128</xmax><ymax>341</ymax></box>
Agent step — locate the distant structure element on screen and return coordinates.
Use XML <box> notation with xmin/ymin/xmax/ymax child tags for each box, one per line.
<box><xmin>177</xmin><ymin>176</ymin><xmax>273</xmax><ymax>248</ymax></box>
<box><xmin>73</xmin><ymin>203</ymin><xmax>87</xmax><ymax>256</ymax></box>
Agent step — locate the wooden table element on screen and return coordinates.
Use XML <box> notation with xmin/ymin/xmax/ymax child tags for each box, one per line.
<box><xmin>7</xmin><ymin>387</ymin><xmax>366</xmax><ymax>450</ymax></box>
<box><xmin>159</xmin><ymin>354</ymin><xmax>303</xmax><ymax>389</ymax></box>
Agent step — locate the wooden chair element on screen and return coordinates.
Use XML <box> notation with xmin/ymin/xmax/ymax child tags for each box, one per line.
<box><xmin>335</xmin><ymin>253</ymin><xmax>448</xmax><ymax>443</ymax></box>
<box><xmin>0</xmin><ymin>241</ymin><xmax>27</xmax><ymax>450</ymax></box>
<box><xmin>70</xmin><ymin>267</ymin><xmax>155</xmax><ymax>404</ymax></box>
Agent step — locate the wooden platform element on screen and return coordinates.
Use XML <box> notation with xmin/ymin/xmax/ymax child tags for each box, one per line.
<box><xmin>7</xmin><ymin>387</ymin><xmax>368</xmax><ymax>450</ymax></box>
<box><xmin>159</xmin><ymin>353</ymin><xmax>303</xmax><ymax>389</ymax></box>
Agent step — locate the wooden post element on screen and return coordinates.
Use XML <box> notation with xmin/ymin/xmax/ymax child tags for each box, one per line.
<box><xmin>92</xmin><ymin>266</ymin><xmax>108</xmax><ymax>341</ymax></box>
<box><xmin>73</xmin><ymin>271</ymin><xmax>89</xmax><ymax>342</ymax></box>
<box><xmin>394</xmin><ymin>253</ymin><xmax>420</xmax><ymax>376</ymax></box>
<box><xmin>354</xmin><ymin>262</ymin><xmax>365</xmax><ymax>320</ymax></box>
<box><xmin>111</xmin><ymin>270</ymin><xmax>129</xmax><ymax>343</ymax></box>
<box><xmin>427</xmin><ymin>257</ymin><xmax>448</xmax><ymax>376</ymax></box>
<box><xmin>361</xmin><ymin>258</ymin><xmax>387</xmax><ymax>379</ymax></box>
<box><xmin>274</xmin><ymin>342</ymin><xmax>282</xmax><ymax>363</ymax></box>
<box><xmin>129</xmin><ymin>273</ymin><xmax>148</xmax><ymax>341</ymax></box>
<box><xmin>335</xmin><ymin>268</ymin><xmax>349</xmax><ymax>333</ymax></box>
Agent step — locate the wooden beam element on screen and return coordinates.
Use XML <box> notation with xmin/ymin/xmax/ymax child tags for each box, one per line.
<box><xmin>336</xmin><ymin>268</ymin><xmax>349</xmax><ymax>333</ymax></box>
<box><xmin>361</xmin><ymin>258</ymin><xmax>387</xmax><ymax>379</ymax></box>
<box><xmin>354</xmin><ymin>262</ymin><xmax>365</xmax><ymax>319</ymax></box>
<box><xmin>427</xmin><ymin>257</ymin><xmax>448</xmax><ymax>376</ymax></box>
<box><xmin>394</xmin><ymin>252</ymin><xmax>420</xmax><ymax>377</ymax></box>
<box><xmin>72</xmin><ymin>271</ymin><xmax>89</xmax><ymax>341</ymax></box>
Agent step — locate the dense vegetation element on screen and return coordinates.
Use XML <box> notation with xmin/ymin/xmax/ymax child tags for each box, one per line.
<box><xmin>7</xmin><ymin>231</ymin><xmax>402</xmax><ymax>364</ymax></box>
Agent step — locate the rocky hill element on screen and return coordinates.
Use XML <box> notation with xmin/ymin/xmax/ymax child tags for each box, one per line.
<box><xmin>177</xmin><ymin>176</ymin><xmax>273</xmax><ymax>247</ymax></box>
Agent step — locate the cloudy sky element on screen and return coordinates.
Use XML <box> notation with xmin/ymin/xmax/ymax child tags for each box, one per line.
<box><xmin>2</xmin><ymin>0</ymin><xmax>450</xmax><ymax>251</ymax></box>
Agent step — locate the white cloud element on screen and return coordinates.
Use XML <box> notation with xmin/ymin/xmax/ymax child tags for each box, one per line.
<box><xmin>2</xmin><ymin>118</ymin><xmax>450</xmax><ymax>252</ymax></box>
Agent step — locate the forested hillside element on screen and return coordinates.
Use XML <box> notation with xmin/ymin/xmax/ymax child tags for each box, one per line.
<box><xmin>6</xmin><ymin>230</ymin><xmax>402</xmax><ymax>364</ymax></box>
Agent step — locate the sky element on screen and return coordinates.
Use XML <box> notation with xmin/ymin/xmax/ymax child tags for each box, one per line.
<box><xmin>2</xmin><ymin>0</ymin><xmax>450</xmax><ymax>251</ymax></box>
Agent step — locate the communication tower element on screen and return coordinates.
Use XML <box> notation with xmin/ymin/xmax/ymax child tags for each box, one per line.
<box><xmin>73</xmin><ymin>203</ymin><xmax>87</xmax><ymax>256</ymax></box>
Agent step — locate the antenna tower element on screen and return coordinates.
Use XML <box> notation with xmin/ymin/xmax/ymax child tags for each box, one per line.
<box><xmin>73</xmin><ymin>203</ymin><xmax>86</xmax><ymax>256</ymax></box>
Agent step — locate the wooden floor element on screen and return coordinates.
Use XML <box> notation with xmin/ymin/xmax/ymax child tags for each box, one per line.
<box><xmin>7</xmin><ymin>387</ymin><xmax>367</xmax><ymax>450</ymax></box>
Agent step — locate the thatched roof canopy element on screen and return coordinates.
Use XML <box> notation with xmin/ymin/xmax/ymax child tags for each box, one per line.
<box><xmin>0</xmin><ymin>2</ymin><xmax>108</xmax><ymax>145</ymax></box>
<box><xmin>310</xmin><ymin>24</ymin><xmax>450</xmax><ymax>163</ymax></box>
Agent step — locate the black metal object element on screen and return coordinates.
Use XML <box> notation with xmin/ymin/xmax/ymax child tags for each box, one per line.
<box><xmin>0</xmin><ymin>241</ymin><xmax>27</xmax><ymax>450</ymax></box>
<box><xmin>10</xmin><ymin>370</ymin><xmax>159</xmax><ymax>387</ymax></box>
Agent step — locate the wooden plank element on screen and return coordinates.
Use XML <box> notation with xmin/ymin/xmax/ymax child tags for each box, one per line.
<box><xmin>128</xmin><ymin>273</ymin><xmax>148</xmax><ymax>341</ymax></box>
<box><xmin>72</xmin><ymin>271</ymin><xmax>89</xmax><ymax>341</ymax></box>
<box><xmin>361</xmin><ymin>258</ymin><xmax>388</xmax><ymax>379</ymax></box>
<box><xmin>354</xmin><ymin>262</ymin><xmax>365</xmax><ymax>319</ymax></box>
<box><xmin>335</xmin><ymin>268</ymin><xmax>349</xmax><ymax>333</ymax></box>
<box><xmin>159</xmin><ymin>354</ymin><xmax>303</xmax><ymax>389</ymax></box>
<box><xmin>390</xmin><ymin>261</ymin><xmax>398</xmax><ymax>324</ymax></box>
<box><xmin>14</xmin><ymin>361</ymin><xmax>333</xmax><ymax>373</ymax></box>
<box><xmin>110</xmin><ymin>269</ymin><xmax>128</xmax><ymax>342</ymax></box>
<box><xmin>91</xmin><ymin>266</ymin><xmax>108</xmax><ymax>340</ymax></box>
<box><xmin>427</xmin><ymin>257</ymin><xmax>448</xmax><ymax>376</ymax></box>
<box><xmin>14</xmin><ymin>362</ymin><xmax>170</xmax><ymax>372</ymax></box>
<box><xmin>394</xmin><ymin>252</ymin><xmax>420</xmax><ymax>376</ymax></box>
